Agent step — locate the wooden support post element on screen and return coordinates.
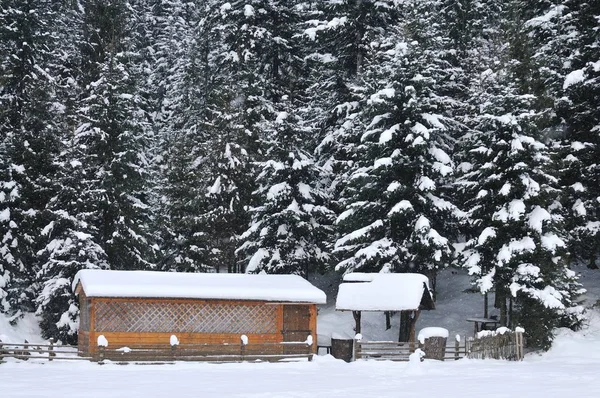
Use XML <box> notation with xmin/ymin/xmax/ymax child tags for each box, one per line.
<box><xmin>352</xmin><ymin>311</ymin><xmax>361</xmax><ymax>334</ymax></box>
<box><xmin>385</xmin><ymin>311</ymin><xmax>392</xmax><ymax>330</ymax></box>
<box><xmin>48</xmin><ymin>338</ymin><xmax>55</xmax><ymax>362</ymax></box>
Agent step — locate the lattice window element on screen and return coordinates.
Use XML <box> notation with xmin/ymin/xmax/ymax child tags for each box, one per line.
<box><xmin>79</xmin><ymin>299</ymin><xmax>90</xmax><ymax>332</ymax></box>
<box><xmin>94</xmin><ymin>301</ymin><xmax>278</xmax><ymax>334</ymax></box>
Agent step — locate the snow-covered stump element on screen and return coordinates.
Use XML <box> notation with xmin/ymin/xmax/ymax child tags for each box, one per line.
<box><xmin>418</xmin><ymin>327</ymin><xmax>449</xmax><ymax>361</ymax></box>
<box><xmin>331</xmin><ymin>334</ymin><xmax>354</xmax><ymax>362</ymax></box>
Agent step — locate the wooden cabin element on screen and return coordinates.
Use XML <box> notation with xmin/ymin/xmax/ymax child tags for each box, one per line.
<box><xmin>73</xmin><ymin>270</ymin><xmax>326</xmax><ymax>356</ymax></box>
<box><xmin>336</xmin><ymin>273</ymin><xmax>435</xmax><ymax>343</ymax></box>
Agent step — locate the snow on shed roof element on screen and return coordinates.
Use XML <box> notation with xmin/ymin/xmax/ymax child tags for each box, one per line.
<box><xmin>73</xmin><ymin>270</ymin><xmax>326</xmax><ymax>304</ymax></box>
<box><xmin>336</xmin><ymin>273</ymin><xmax>433</xmax><ymax>311</ymax></box>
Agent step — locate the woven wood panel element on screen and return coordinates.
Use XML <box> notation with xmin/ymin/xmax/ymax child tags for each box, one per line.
<box><xmin>94</xmin><ymin>301</ymin><xmax>278</xmax><ymax>334</ymax></box>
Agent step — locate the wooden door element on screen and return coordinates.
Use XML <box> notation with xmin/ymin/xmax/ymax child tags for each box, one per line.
<box><xmin>282</xmin><ymin>305</ymin><xmax>311</xmax><ymax>354</ymax></box>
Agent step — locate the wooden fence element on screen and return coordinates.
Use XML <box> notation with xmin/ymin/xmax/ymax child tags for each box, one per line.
<box><xmin>354</xmin><ymin>329</ymin><xmax>524</xmax><ymax>362</ymax></box>
<box><xmin>0</xmin><ymin>337</ymin><xmax>313</xmax><ymax>364</ymax></box>
<box><xmin>0</xmin><ymin>339</ymin><xmax>90</xmax><ymax>362</ymax></box>
<box><xmin>354</xmin><ymin>338</ymin><xmax>469</xmax><ymax>361</ymax></box>
<box><xmin>467</xmin><ymin>329</ymin><xmax>524</xmax><ymax>360</ymax></box>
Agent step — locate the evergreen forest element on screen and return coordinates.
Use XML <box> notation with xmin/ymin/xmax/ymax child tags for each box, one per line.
<box><xmin>1</xmin><ymin>0</ymin><xmax>598</xmax><ymax>349</ymax></box>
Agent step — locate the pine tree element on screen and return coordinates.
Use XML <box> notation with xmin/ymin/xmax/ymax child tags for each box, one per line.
<box><xmin>0</xmin><ymin>0</ymin><xmax>62</xmax><ymax>319</ymax></box>
<box><xmin>33</xmin><ymin>0</ymin><xmax>111</xmax><ymax>343</ymax></box>
<box><xmin>35</xmin><ymin>141</ymin><xmax>109</xmax><ymax>343</ymax></box>
<box><xmin>224</xmin><ymin>0</ymin><xmax>335</xmax><ymax>276</ymax></box>
<box><xmin>333</xmin><ymin>35</ymin><xmax>460</xmax><ymax>288</ymax></box>
<box><xmin>76</xmin><ymin>0</ymin><xmax>156</xmax><ymax>271</ymax></box>
<box><xmin>559</xmin><ymin>0</ymin><xmax>600</xmax><ymax>268</ymax></box>
<box><xmin>456</xmin><ymin>0</ymin><xmax>585</xmax><ymax>348</ymax></box>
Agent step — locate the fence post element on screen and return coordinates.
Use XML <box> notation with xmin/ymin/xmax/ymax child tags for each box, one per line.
<box><xmin>170</xmin><ymin>335</ymin><xmax>179</xmax><ymax>361</ymax></box>
<box><xmin>455</xmin><ymin>335</ymin><xmax>460</xmax><ymax>360</ymax></box>
<box><xmin>97</xmin><ymin>335</ymin><xmax>108</xmax><ymax>364</ymax></box>
<box><xmin>353</xmin><ymin>333</ymin><xmax>362</xmax><ymax>362</ymax></box>
<box><xmin>170</xmin><ymin>343</ymin><xmax>177</xmax><ymax>361</ymax></box>
<box><xmin>240</xmin><ymin>335</ymin><xmax>248</xmax><ymax>361</ymax></box>
<box><xmin>0</xmin><ymin>338</ymin><xmax>4</xmax><ymax>364</ymax></box>
<box><xmin>515</xmin><ymin>327</ymin><xmax>524</xmax><ymax>360</ymax></box>
<box><xmin>48</xmin><ymin>338</ymin><xmax>55</xmax><ymax>362</ymax></box>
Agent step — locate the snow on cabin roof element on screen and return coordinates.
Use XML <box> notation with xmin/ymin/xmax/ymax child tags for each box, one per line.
<box><xmin>336</xmin><ymin>273</ymin><xmax>432</xmax><ymax>311</ymax></box>
<box><xmin>73</xmin><ymin>270</ymin><xmax>326</xmax><ymax>304</ymax></box>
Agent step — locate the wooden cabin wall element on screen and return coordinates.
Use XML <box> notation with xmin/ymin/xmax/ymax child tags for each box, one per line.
<box><xmin>80</xmin><ymin>296</ymin><xmax>319</xmax><ymax>356</ymax></box>
<box><xmin>83</xmin><ymin>298</ymin><xmax>281</xmax><ymax>354</ymax></box>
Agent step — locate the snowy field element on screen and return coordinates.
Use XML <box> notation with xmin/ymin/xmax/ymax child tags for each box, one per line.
<box><xmin>2</xmin><ymin>268</ymin><xmax>600</xmax><ymax>397</ymax></box>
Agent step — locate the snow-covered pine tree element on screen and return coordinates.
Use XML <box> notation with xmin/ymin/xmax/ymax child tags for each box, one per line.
<box><xmin>35</xmin><ymin>141</ymin><xmax>110</xmax><ymax>344</ymax></box>
<box><xmin>333</xmin><ymin>39</ymin><xmax>459</xmax><ymax>286</ymax></box>
<box><xmin>558</xmin><ymin>0</ymin><xmax>600</xmax><ymax>269</ymax></box>
<box><xmin>227</xmin><ymin>0</ymin><xmax>335</xmax><ymax>276</ymax></box>
<box><xmin>311</xmin><ymin>0</ymin><xmax>401</xmax><ymax>182</ymax></box>
<box><xmin>456</xmin><ymin>0</ymin><xmax>585</xmax><ymax>348</ymax></box>
<box><xmin>237</xmin><ymin>105</ymin><xmax>334</xmax><ymax>276</ymax></box>
<box><xmin>76</xmin><ymin>0</ymin><xmax>157</xmax><ymax>271</ymax></box>
<box><xmin>329</xmin><ymin>1</ymin><xmax>463</xmax><ymax>297</ymax></box>
<box><xmin>0</xmin><ymin>0</ymin><xmax>62</xmax><ymax>319</ymax></box>
<box><xmin>33</xmin><ymin>1</ymin><xmax>110</xmax><ymax>343</ymax></box>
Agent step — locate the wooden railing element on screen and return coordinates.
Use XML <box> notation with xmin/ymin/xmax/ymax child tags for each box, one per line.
<box><xmin>95</xmin><ymin>341</ymin><xmax>314</xmax><ymax>363</ymax></box>
<box><xmin>0</xmin><ymin>336</ymin><xmax>314</xmax><ymax>364</ymax></box>
<box><xmin>0</xmin><ymin>339</ymin><xmax>91</xmax><ymax>362</ymax></box>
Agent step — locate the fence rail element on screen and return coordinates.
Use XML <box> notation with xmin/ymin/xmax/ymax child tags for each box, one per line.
<box><xmin>0</xmin><ymin>337</ymin><xmax>313</xmax><ymax>364</ymax></box>
<box><xmin>354</xmin><ymin>327</ymin><xmax>524</xmax><ymax>362</ymax></box>
<box><xmin>354</xmin><ymin>339</ymin><xmax>469</xmax><ymax>361</ymax></box>
<box><xmin>0</xmin><ymin>339</ymin><xmax>90</xmax><ymax>362</ymax></box>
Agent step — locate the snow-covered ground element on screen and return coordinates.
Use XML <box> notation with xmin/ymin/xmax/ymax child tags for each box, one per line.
<box><xmin>1</xmin><ymin>319</ymin><xmax>600</xmax><ymax>398</ymax></box>
<box><xmin>1</xmin><ymin>267</ymin><xmax>600</xmax><ymax>397</ymax></box>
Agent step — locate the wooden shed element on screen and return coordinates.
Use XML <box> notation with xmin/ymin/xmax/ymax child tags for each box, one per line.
<box><xmin>336</xmin><ymin>273</ymin><xmax>435</xmax><ymax>343</ymax></box>
<box><xmin>73</xmin><ymin>270</ymin><xmax>326</xmax><ymax>356</ymax></box>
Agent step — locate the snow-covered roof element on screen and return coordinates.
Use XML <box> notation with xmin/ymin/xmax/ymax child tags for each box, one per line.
<box><xmin>336</xmin><ymin>273</ymin><xmax>433</xmax><ymax>311</ymax></box>
<box><xmin>73</xmin><ymin>270</ymin><xmax>326</xmax><ymax>304</ymax></box>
